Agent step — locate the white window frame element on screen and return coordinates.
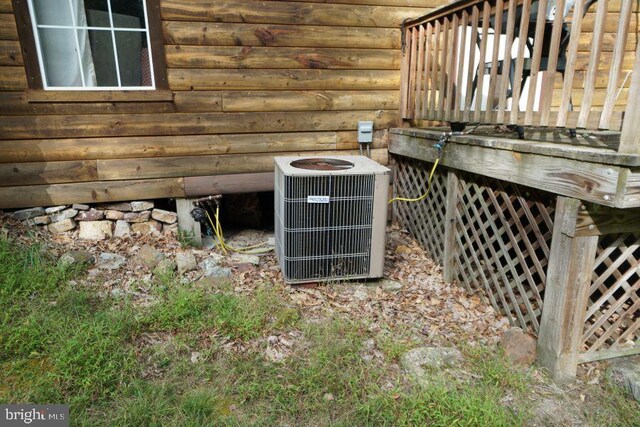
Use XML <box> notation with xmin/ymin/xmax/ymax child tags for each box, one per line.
<box><xmin>27</xmin><ymin>0</ymin><xmax>156</xmax><ymax>91</ymax></box>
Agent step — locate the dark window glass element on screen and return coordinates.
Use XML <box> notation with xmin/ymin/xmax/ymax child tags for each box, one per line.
<box><xmin>111</xmin><ymin>0</ymin><xmax>145</xmax><ymax>29</ymax></box>
<box><xmin>84</xmin><ymin>0</ymin><xmax>111</xmax><ymax>28</ymax></box>
<box><xmin>115</xmin><ymin>31</ymin><xmax>149</xmax><ymax>86</ymax></box>
<box><xmin>87</xmin><ymin>30</ymin><xmax>119</xmax><ymax>86</ymax></box>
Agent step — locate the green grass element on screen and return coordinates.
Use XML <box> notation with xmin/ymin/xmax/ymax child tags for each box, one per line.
<box><xmin>584</xmin><ymin>381</ymin><xmax>640</xmax><ymax>427</ymax></box>
<box><xmin>143</xmin><ymin>283</ymin><xmax>299</xmax><ymax>340</ymax></box>
<box><xmin>355</xmin><ymin>385</ymin><xmax>522</xmax><ymax>427</ymax></box>
<box><xmin>1</xmin><ymin>234</ymin><xmax>637</xmax><ymax>426</ymax></box>
<box><xmin>0</xmin><ymin>237</ymin><xmax>138</xmax><ymax>416</ymax></box>
<box><xmin>463</xmin><ymin>345</ymin><xmax>531</xmax><ymax>393</ymax></box>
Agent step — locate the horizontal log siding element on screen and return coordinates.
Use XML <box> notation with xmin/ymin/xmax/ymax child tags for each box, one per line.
<box><xmin>0</xmin><ymin>0</ymin><xmax>431</xmax><ymax>208</ymax></box>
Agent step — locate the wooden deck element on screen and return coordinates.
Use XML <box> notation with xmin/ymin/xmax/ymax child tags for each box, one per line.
<box><xmin>399</xmin><ymin>0</ymin><xmax>640</xmax><ymax>152</ymax></box>
<box><xmin>391</xmin><ymin>126</ymin><xmax>640</xmax><ymax>381</ymax></box>
<box><xmin>390</xmin><ymin>127</ymin><xmax>640</xmax><ymax>209</ymax></box>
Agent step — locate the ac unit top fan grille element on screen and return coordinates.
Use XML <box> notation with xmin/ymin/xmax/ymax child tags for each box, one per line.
<box><xmin>290</xmin><ymin>158</ymin><xmax>355</xmax><ymax>171</ymax></box>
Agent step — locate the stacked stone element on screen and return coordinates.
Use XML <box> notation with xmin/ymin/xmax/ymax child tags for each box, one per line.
<box><xmin>10</xmin><ymin>201</ymin><xmax>178</xmax><ymax>240</ymax></box>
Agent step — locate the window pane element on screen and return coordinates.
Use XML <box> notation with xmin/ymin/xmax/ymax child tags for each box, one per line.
<box><xmin>32</xmin><ymin>0</ymin><xmax>73</xmax><ymax>26</ymax></box>
<box><xmin>111</xmin><ymin>0</ymin><xmax>145</xmax><ymax>29</ymax></box>
<box><xmin>84</xmin><ymin>0</ymin><xmax>111</xmax><ymax>28</ymax></box>
<box><xmin>38</xmin><ymin>28</ymin><xmax>83</xmax><ymax>87</ymax></box>
<box><xmin>115</xmin><ymin>31</ymin><xmax>150</xmax><ymax>86</ymax></box>
<box><xmin>87</xmin><ymin>30</ymin><xmax>119</xmax><ymax>86</ymax></box>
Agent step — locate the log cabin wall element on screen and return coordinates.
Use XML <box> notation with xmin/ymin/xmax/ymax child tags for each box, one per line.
<box><xmin>0</xmin><ymin>0</ymin><xmax>437</xmax><ymax>209</ymax></box>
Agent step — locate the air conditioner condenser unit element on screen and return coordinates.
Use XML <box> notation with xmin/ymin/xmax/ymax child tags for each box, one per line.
<box><xmin>274</xmin><ymin>156</ymin><xmax>390</xmax><ymax>284</ymax></box>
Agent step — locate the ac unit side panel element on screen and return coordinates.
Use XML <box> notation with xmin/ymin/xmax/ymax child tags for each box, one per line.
<box><xmin>369</xmin><ymin>172</ymin><xmax>390</xmax><ymax>278</ymax></box>
<box><xmin>274</xmin><ymin>166</ymin><xmax>286</xmax><ymax>278</ymax></box>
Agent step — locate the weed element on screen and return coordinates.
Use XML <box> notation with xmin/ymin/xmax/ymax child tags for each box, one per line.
<box><xmin>0</xmin><ymin>237</ymin><xmax>136</xmax><ymax>416</ymax></box>
<box><xmin>102</xmin><ymin>380</ymin><xmax>178</xmax><ymax>427</ymax></box>
<box><xmin>584</xmin><ymin>380</ymin><xmax>640</xmax><ymax>426</ymax></box>
<box><xmin>376</xmin><ymin>327</ymin><xmax>420</xmax><ymax>362</ymax></box>
<box><xmin>143</xmin><ymin>283</ymin><xmax>299</xmax><ymax>340</ymax></box>
<box><xmin>355</xmin><ymin>385</ymin><xmax>524</xmax><ymax>427</ymax></box>
<box><xmin>463</xmin><ymin>345</ymin><xmax>531</xmax><ymax>394</ymax></box>
<box><xmin>177</xmin><ymin>230</ymin><xmax>199</xmax><ymax>249</ymax></box>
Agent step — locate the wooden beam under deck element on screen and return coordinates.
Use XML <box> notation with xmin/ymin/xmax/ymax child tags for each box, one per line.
<box><xmin>389</xmin><ymin>128</ymin><xmax>640</xmax><ymax>209</ymax></box>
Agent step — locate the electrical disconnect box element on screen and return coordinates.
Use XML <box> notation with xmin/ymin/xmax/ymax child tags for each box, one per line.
<box><xmin>357</xmin><ymin>121</ymin><xmax>374</xmax><ymax>144</ymax></box>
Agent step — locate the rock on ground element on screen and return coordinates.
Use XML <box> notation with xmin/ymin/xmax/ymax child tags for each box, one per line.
<box><xmin>131</xmin><ymin>201</ymin><xmax>154</xmax><ymax>212</ymax></box>
<box><xmin>151</xmin><ymin>208</ymin><xmax>177</xmax><ymax>224</ymax></box>
<box><xmin>163</xmin><ymin>223</ymin><xmax>178</xmax><ymax>236</ymax></box>
<box><xmin>529</xmin><ymin>396</ymin><xmax>586</xmax><ymax>427</ymax></box>
<box><xmin>154</xmin><ymin>258</ymin><xmax>177</xmax><ymax>276</ymax></box>
<box><xmin>380</xmin><ymin>278</ymin><xmax>403</xmax><ymax>291</ymax></box>
<box><xmin>176</xmin><ymin>252</ymin><xmax>197</xmax><ymax>274</ymax></box>
<box><xmin>353</xmin><ymin>288</ymin><xmax>369</xmax><ymax>301</ymax></box>
<box><xmin>48</xmin><ymin>218</ymin><xmax>76</xmax><ymax>234</ymax></box>
<box><xmin>606</xmin><ymin>356</ymin><xmax>640</xmax><ymax>402</ymax></box>
<box><xmin>401</xmin><ymin>347</ymin><xmax>464</xmax><ymax>386</ymax></box>
<box><xmin>13</xmin><ymin>207</ymin><xmax>45</xmax><ymax>221</ymax></box>
<box><xmin>200</xmin><ymin>256</ymin><xmax>230</xmax><ymax>277</ymax></box>
<box><xmin>195</xmin><ymin>275</ymin><xmax>229</xmax><ymax>290</ymax></box>
<box><xmin>32</xmin><ymin>215</ymin><xmax>51</xmax><ymax>225</ymax></box>
<box><xmin>76</xmin><ymin>209</ymin><xmax>104</xmax><ymax>221</ymax></box>
<box><xmin>105</xmin><ymin>210</ymin><xmax>125</xmax><ymax>220</ymax></box>
<box><xmin>202</xmin><ymin>236</ymin><xmax>217</xmax><ymax>250</ymax></box>
<box><xmin>500</xmin><ymin>327</ymin><xmax>537</xmax><ymax>367</ymax></box>
<box><xmin>72</xmin><ymin>204</ymin><xmax>90</xmax><ymax>211</ymax></box>
<box><xmin>231</xmin><ymin>253</ymin><xmax>260</xmax><ymax>266</ymax></box>
<box><xmin>136</xmin><ymin>245</ymin><xmax>165</xmax><ymax>270</ymax></box>
<box><xmin>50</xmin><ymin>209</ymin><xmax>78</xmax><ymax>223</ymax></box>
<box><xmin>45</xmin><ymin>205</ymin><xmax>67</xmax><ymax>214</ymax></box>
<box><xmin>124</xmin><ymin>211</ymin><xmax>151</xmax><ymax>223</ymax></box>
<box><xmin>79</xmin><ymin>221</ymin><xmax>113</xmax><ymax>240</ymax></box>
<box><xmin>131</xmin><ymin>221</ymin><xmax>162</xmax><ymax>235</ymax></box>
<box><xmin>113</xmin><ymin>220</ymin><xmax>131</xmax><ymax>238</ymax></box>
<box><xmin>59</xmin><ymin>250</ymin><xmax>95</xmax><ymax>268</ymax></box>
<box><xmin>96</xmin><ymin>252</ymin><xmax>126</xmax><ymax>270</ymax></box>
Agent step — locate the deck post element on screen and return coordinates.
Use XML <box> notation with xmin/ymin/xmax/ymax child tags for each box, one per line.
<box><xmin>176</xmin><ymin>198</ymin><xmax>202</xmax><ymax>246</ymax></box>
<box><xmin>618</xmin><ymin>41</ymin><xmax>640</xmax><ymax>154</ymax></box>
<box><xmin>537</xmin><ymin>197</ymin><xmax>598</xmax><ymax>382</ymax></box>
<box><xmin>443</xmin><ymin>169</ymin><xmax>459</xmax><ymax>283</ymax></box>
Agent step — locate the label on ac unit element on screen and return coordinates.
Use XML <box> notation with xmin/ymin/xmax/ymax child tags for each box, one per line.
<box><xmin>307</xmin><ymin>195</ymin><xmax>330</xmax><ymax>204</ymax></box>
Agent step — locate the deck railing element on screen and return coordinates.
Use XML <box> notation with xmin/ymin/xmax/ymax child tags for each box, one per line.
<box><xmin>400</xmin><ymin>0</ymin><xmax>640</xmax><ymax>152</ymax></box>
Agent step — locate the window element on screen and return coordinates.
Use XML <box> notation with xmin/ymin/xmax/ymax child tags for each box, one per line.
<box><xmin>13</xmin><ymin>0</ymin><xmax>167</xmax><ymax>94</ymax></box>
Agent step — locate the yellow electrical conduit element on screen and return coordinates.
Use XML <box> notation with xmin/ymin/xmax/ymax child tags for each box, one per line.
<box><xmin>204</xmin><ymin>205</ymin><xmax>272</xmax><ymax>255</ymax></box>
<box><xmin>388</xmin><ymin>158</ymin><xmax>440</xmax><ymax>204</ymax></box>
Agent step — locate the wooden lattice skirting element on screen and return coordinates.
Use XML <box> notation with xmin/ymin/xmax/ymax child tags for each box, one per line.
<box><xmin>393</xmin><ymin>154</ymin><xmax>639</xmax><ymax>376</ymax></box>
